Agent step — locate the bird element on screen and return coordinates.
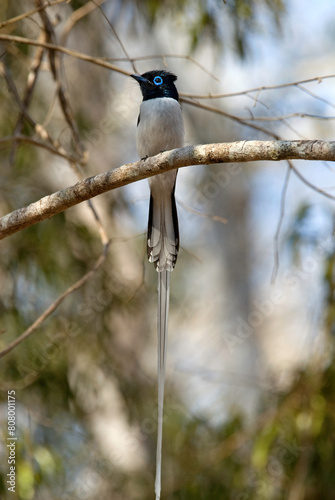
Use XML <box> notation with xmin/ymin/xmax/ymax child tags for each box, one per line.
<box><xmin>131</xmin><ymin>70</ymin><xmax>184</xmax><ymax>500</ymax></box>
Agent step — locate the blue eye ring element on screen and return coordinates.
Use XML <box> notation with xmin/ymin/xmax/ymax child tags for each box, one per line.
<box><xmin>153</xmin><ymin>76</ymin><xmax>163</xmax><ymax>85</ymax></box>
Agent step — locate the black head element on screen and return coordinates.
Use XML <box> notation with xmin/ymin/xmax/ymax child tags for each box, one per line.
<box><xmin>131</xmin><ymin>70</ymin><xmax>179</xmax><ymax>102</ymax></box>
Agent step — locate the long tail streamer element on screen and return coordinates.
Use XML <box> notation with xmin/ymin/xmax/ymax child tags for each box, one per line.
<box><xmin>155</xmin><ymin>269</ymin><xmax>170</xmax><ymax>500</ymax></box>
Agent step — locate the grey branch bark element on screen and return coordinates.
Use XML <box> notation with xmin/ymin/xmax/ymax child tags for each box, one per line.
<box><xmin>1</xmin><ymin>140</ymin><xmax>334</xmax><ymax>240</ymax></box>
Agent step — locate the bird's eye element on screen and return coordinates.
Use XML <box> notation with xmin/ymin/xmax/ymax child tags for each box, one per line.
<box><xmin>153</xmin><ymin>76</ymin><xmax>163</xmax><ymax>85</ymax></box>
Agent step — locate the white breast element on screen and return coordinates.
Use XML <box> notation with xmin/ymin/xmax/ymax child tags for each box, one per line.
<box><xmin>136</xmin><ymin>97</ymin><xmax>184</xmax><ymax>159</ymax></box>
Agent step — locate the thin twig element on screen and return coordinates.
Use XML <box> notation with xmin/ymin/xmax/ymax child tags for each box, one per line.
<box><xmin>0</xmin><ymin>242</ymin><xmax>109</xmax><ymax>359</ymax></box>
<box><xmin>182</xmin><ymin>97</ymin><xmax>280</xmax><ymax>138</ymax></box>
<box><xmin>0</xmin><ymin>0</ymin><xmax>67</xmax><ymax>29</ymax></box>
<box><xmin>60</xmin><ymin>0</ymin><xmax>107</xmax><ymax>45</ymax></box>
<box><xmin>286</xmin><ymin>441</ymin><xmax>313</xmax><ymax>500</ymax></box>
<box><xmin>87</xmin><ymin>199</ymin><xmax>109</xmax><ymax>246</ymax></box>
<box><xmin>9</xmin><ymin>30</ymin><xmax>46</xmax><ymax>165</ymax></box>
<box><xmin>296</xmin><ymin>83</ymin><xmax>335</xmax><ymax>110</ymax></box>
<box><xmin>0</xmin><ymin>135</ymin><xmax>78</xmax><ymax>161</ymax></box>
<box><xmin>105</xmin><ymin>54</ymin><xmax>219</xmax><ymax>81</ymax></box>
<box><xmin>271</xmin><ymin>163</ymin><xmax>291</xmax><ymax>283</ymax></box>
<box><xmin>178</xmin><ymin>198</ymin><xmax>228</xmax><ymax>224</ymax></box>
<box><xmin>0</xmin><ymin>62</ymin><xmax>76</xmax><ymax>162</ymax></box>
<box><xmin>37</xmin><ymin>0</ymin><xmax>85</xmax><ymax>158</ymax></box>
<box><xmin>0</xmin><ymin>33</ymin><xmax>131</xmax><ymax>75</ymax></box>
<box><xmin>243</xmin><ymin>112</ymin><xmax>335</xmax><ymax>122</ymax></box>
<box><xmin>92</xmin><ymin>0</ymin><xmax>138</xmax><ymax>73</ymax></box>
<box><xmin>180</xmin><ymin>75</ymin><xmax>335</xmax><ymax>100</ymax></box>
<box><xmin>290</xmin><ymin>161</ymin><xmax>335</xmax><ymax>201</ymax></box>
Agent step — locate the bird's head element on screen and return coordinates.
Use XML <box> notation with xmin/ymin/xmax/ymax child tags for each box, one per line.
<box><xmin>131</xmin><ymin>70</ymin><xmax>179</xmax><ymax>102</ymax></box>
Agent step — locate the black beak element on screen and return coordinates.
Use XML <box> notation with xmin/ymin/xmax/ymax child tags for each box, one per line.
<box><xmin>131</xmin><ymin>74</ymin><xmax>146</xmax><ymax>83</ymax></box>
<box><xmin>131</xmin><ymin>74</ymin><xmax>152</xmax><ymax>86</ymax></box>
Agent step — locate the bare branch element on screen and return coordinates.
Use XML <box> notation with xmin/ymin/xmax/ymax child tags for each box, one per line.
<box><xmin>180</xmin><ymin>74</ymin><xmax>335</xmax><ymax>100</ymax></box>
<box><xmin>0</xmin><ymin>33</ymin><xmax>131</xmax><ymax>76</ymax></box>
<box><xmin>106</xmin><ymin>54</ymin><xmax>219</xmax><ymax>81</ymax></box>
<box><xmin>271</xmin><ymin>163</ymin><xmax>291</xmax><ymax>283</ymax></box>
<box><xmin>181</xmin><ymin>97</ymin><xmax>280</xmax><ymax>137</ymax></box>
<box><xmin>0</xmin><ymin>242</ymin><xmax>109</xmax><ymax>359</ymax></box>
<box><xmin>0</xmin><ymin>0</ymin><xmax>67</xmax><ymax>29</ymax></box>
<box><xmin>91</xmin><ymin>0</ymin><xmax>138</xmax><ymax>74</ymax></box>
<box><xmin>177</xmin><ymin>199</ymin><xmax>228</xmax><ymax>224</ymax></box>
<box><xmin>0</xmin><ymin>63</ymin><xmax>76</xmax><ymax>162</ymax></box>
<box><xmin>296</xmin><ymin>83</ymin><xmax>335</xmax><ymax>110</ymax></box>
<box><xmin>61</xmin><ymin>0</ymin><xmax>107</xmax><ymax>45</ymax></box>
<box><xmin>242</xmin><ymin>113</ymin><xmax>335</xmax><ymax>122</ymax></box>
<box><xmin>9</xmin><ymin>30</ymin><xmax>46</xmax><ymax>165</ymax></box>
<box><xmin>1</xmin><ymin>140</ymin><xmax>335</xmax><ymax>241</ymax></box>
<box><xmin>37</xmin><ymin>0</ymin><xmax>84</xmax><ymax>157</ymax></box>
<box><xmin>290</xmin><ymin>161</ymin><xmax>335</xmax><ymax>200</ymax></box>
<box><xmin>0</xmin><ymin>135</ymin><xmax>78</xmax><ymax>161</ymax></box>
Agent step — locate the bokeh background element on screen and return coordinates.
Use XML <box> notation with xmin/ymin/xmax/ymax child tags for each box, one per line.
<box><xmin>1</xmin><ymin>0</ymin><xmax>335</xmax><ymax>498</ymax></box>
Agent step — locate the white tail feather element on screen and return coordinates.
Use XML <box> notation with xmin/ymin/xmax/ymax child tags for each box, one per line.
<box><xmin>155</xmin><ymin>269</ymin><xmax>170</xmax><ymax>500</ymax></box>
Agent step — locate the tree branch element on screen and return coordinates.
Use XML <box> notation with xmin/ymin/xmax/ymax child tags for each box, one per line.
<box><xmin>1</xmin><ymin>140</ymin><xmax>334</xmax><ymax>240</ymax></box>
<box><xmin>0</xmin><ymin>33</ymin><xmax>130</xmax><ymax>76</ymax></box>
<box><xmin>0</xmin><ymin>242</ymin><xmax>109</xmax><ymax>359</ymax></box>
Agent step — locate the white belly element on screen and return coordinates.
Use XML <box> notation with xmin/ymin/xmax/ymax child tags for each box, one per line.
<box><xmin>136</xmin><ymin>97</ymin><xmax>184</xmax><ymax>159</ymax></box>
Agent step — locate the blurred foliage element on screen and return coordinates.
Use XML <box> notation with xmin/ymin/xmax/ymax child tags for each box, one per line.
<box><xmin>1</xmin><ymin>1</ymin><xmax>335</xmax><ymax>500</ymax></box>
<box><xmin>129</xmin><ymin>0</ymin><xmax>286</xmax><ymax>56</ymax></box>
